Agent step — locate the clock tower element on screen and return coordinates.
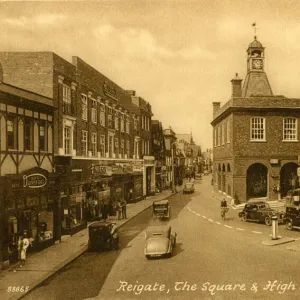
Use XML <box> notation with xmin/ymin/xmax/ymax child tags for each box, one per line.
<box><xmin>242</xmin><ymin>36</ymin><xmax>273</xmax><ymax>97</ymax></box>
<box><xmin>247</xmin><ymin>36</ymin><xmax>264</xmax><ymax>72</ymax></box>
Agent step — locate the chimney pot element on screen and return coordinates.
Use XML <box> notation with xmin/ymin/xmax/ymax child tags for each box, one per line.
<box><xmin>231</xmin><ymin>73</ymin><xmax>243</xmax><ymax>97</ymax></box>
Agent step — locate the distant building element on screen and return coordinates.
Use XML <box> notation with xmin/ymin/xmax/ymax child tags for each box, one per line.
<box><xmin>176</xmin><ymin>133</ymin><xmax>202</xmax><ymax>175</ymax></box>
<box><xmin>151</xmin><ymin>120</ymin><xmax>167</xmax><ymax>190</ymax></box>
<box><xmin>211</xmin><ymin>36</ymin><xmax>300</xmax><ymax>203</ymax></box>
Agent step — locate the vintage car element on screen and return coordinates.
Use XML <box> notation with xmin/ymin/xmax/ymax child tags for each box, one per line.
<box><xmin>144</xmin><ymin>225</ymin><xmax>177</xmax><ymax>259</ymax></box>
<box><xmin>203</xmin><ymin>170</ymin><xmax>209</xmax><ymax>176</ymax></box>
<box><xmin>285</xmin><ymin>189</ymin><xmax>300</xmax><ymax>230</ymax></box>
<box><xmin>183</xmin><ymin>182</ymin><xmax>195</xmax><ymax>194</ymax></box>
<box><xmin>238</xmin><ymin>201</ymin><xmax>285</xmax><ymax>226</ymax></box>
<box><xmin>88</xmin><ymin>221</ymin><xmax>119</xmax><ymax>251</ymax></box>
<box><xmin>195</xmin><ymin>173</ymin><xmax>202</xmax><ymax>180</ymax></box>
<box><xmin>152</xmin><ymin>199</ymin><xmax>171</xmax><ymax>219</ymax></box>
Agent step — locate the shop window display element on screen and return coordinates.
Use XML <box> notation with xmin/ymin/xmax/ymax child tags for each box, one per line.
<box><xmin>38</xmin><ymin>210</ymin><xmax>53</xmax><ymax>242</ymax></box>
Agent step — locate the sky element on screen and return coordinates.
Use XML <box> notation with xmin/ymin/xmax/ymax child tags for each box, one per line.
<box><xmin>1</xmin><ymin>0</ymin><xmax>300</xmax><ymax>150</ymax></box>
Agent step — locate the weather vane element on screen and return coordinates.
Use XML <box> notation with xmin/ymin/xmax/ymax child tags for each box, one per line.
<box><xmin>252</xmin><ymin>22</ymin><xmax>259</xmax><ymax>38</ymax></box>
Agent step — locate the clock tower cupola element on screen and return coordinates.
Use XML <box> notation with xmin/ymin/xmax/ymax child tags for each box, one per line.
<box><xmin>241</xmin><ymin>34</ymin><xmax>273</xmax><ymax>97</ymax></box>
<box><xmin>247</xmin><ymin>36</ymin><xmax>264</xmax><ymax>72</ymax></box>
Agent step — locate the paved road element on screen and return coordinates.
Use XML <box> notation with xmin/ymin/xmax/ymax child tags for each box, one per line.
<box><xmin>22</xmin><ymin>177</ymin><xmax>300</xmax><ymax>300</ymax></box>
<box><xmin>91</xmin><ymin>176</ymin><xmax>300</xmax><ymax>300</ymax></box>
<box><xmin>22</xmin><ymin>191</ymin><xmax>193</xmax><ymax>300</ymax></box>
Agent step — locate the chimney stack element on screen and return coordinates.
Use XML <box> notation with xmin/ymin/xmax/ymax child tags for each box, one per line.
<box><xmin>126</xmin><ymin>90</ymin><xmax>136</xmax><ymax>96</ymax></box>
<box><xmin>231</xmin><ymin>73</ymin><xmax>242</xmax><ymax>97</ymax></box>
<box><xmin>212</xmin><ymin>102</ymin><xmax>221</xmax><ymax>115</ymax></box>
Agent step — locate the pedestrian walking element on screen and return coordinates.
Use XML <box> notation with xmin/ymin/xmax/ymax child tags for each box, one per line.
<box><xmin>116</xmin><ymin>200</ymin><xmax>122</xmax><ymax>220</ymax></box>
<box><xmin>101</xmin><ymin>201</ymin><xmax>108</xmax><ymax>221</ymax></box>
<box><xmin>18</xmin><ymin>235</ymin><xmax>30</xmax><ymax>267</ymax></box>
<box><xmin>121</xmin><ymin>199</ymin><xmax>127</xmax><ymax>219</ymax></box>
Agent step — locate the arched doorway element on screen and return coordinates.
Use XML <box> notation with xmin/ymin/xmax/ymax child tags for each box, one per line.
<box><xmin>280</xmin><ymin>162</ymin><xmax>299</xmax><ymax>197</ymax></box>
<box><xmin>246</xmin><ymin>163</ymin><xmax>268</xmax><ymax>200</ymax></box>
<box><xmin>222</xmin><ymin>164</ymin><xmax>226</xmax><ymax>192</ymax></box>
<box><xmin>227</xmin><ymin>163</ymin><xmax>231</xmax><ymax>196</ymax></box>
<box><xmin>217</xmin><ymin>164</ymin><xmax>221</xmax><ymax>190</ymax></box>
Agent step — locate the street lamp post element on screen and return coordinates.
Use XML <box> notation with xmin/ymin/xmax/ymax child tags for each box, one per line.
<box><xmin>171</xmin><ymin>142</ymin><xmax>177</xmax><ymax>193</ymax></box>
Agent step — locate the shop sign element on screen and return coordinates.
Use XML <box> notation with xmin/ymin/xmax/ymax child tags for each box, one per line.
<box><xmin>91</xmin><ymin>165</ymin><xmax>112</xmax><ymax>176</ymax></box>
<box><xmin>111</xmin><ymin>165</ymin><xmax>123</xmax><ymax>173</ymax></box>
<box><xmin>23</xmin><ymin>173</ymin><xmax>47</xmax><ymax>188</ymax></box>
<box><xmin>123</xmin><ymin>166</ymin><xmax>133</xmax><ymax>173</ymax></box>
<box><xmin>144</xmin><ymin>156</ymin><xmax>155</xmax><ymax>165</ymax></box>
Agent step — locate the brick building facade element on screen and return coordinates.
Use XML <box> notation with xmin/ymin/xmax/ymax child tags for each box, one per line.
<box><xmin>0</xmin><ymin>52</ymin><xmax>154</xmax><ymax>237</ymax></box>
<box><xmin>211</xmin><ymin>37</ymin><xmax>300</xmax><ymax>203</ymax></box>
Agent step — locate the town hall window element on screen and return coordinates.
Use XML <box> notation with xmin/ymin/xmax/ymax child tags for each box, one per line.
<box><xmin>250</xmin><ymin>117</ymin><xmax>265</xmax><ymax>141</ymax></box>
<box><xmin>283</xmin><ymin>118</ymin><xmax>297</xmax><ymax>141</ymax></box>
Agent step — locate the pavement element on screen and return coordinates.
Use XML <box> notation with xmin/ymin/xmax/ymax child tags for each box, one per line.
<box><xmin>0</xmin><ymin>187</ymin><xmax>181</xmax><ymax>300</ymax></box>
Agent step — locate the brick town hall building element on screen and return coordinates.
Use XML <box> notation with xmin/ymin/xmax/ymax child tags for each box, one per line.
<box><xmin>211</xmin><ymin>36</ymin><xmax>300</xmax><ymax>203</ymax></box>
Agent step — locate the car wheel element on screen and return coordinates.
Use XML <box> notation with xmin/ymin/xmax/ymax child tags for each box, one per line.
<box><xmin>286</xmin><ymin>219</ymin><xmax>293</xmax><ymax>231</ymax></box>
<box><xmin>241</xmin><ymin>213</ymin><xmax>247</xmax><ymax>221</ymax></box>
<box><xmin>264</xmin><ymin>216</ymin><xmax>272</xmax><ymax>226</ymax></box>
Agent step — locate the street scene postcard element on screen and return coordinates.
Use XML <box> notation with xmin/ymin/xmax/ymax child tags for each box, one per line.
<box><xmin>1</xmin><ymin>0</ymin><xmax>300</xmax><ymax>299</ymax></box>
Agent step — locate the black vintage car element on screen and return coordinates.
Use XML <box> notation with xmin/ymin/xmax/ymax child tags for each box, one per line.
<box><xmin>88</xmin><ymin>221</ymin><xmax>119</xmax><ymax>251</ymax></box>
<box><xmin>285</xmin><ymin>189</ymin><xmax>300</xmax><ymax>230</ymax></box>
<box><xmin>152</xmin><ymin>200</ymin><xmax>171</xmax><ymax>219</ymax></box>
<box><xmin>238</xmin><ymin>201</ymin><xmax>285</xmax><ymax>226</ymax></box>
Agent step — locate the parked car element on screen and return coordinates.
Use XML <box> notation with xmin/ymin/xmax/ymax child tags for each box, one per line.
<box><xmin>88</xmin><ymin>221</ymin><xmax>119</xmax><ymax>251</ymax></box>
<box><xmin>238</xmin><ymin>202</ymin><xmax>285</xmax><ymax>226</ymax></box>
<box><xmin>203</xmin><ymin>170</ymin><xmax>209</xmax><ymax>176</ymax></box>
<box><xmin>195</xmin><ymin>173</ymin><xmax>202</xmax><ymax>180</ymax></box>
<box><xmin>183</xmin><ymin>182</ymin><xmax>195</xmax><ymax>194</ymax></box>
<box><xmin>152</xmin><ymin>199</ymin><xmax>171</xmax><ymax>219</ymax></box>
<box><xmin>144</xmin><ymin>225</ymin><xmax>177</xmax><ymax>259</ymax></box>
<box><xmin>285</xmin><ymin>188</ymin><xmax>300</xmax><ymax>230</ymax></box>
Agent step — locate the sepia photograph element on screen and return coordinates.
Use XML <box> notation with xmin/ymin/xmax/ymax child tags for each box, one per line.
<box><xmin>1</xmin><ymin>0</ymin><xmax>300</xmax><ymax>299</ymax></box>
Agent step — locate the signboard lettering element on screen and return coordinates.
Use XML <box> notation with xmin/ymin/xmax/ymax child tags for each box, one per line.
<box><xmin>23</xmin><ymin>174</ymin><xmax>47</xmax><ymax>188</ymax></box>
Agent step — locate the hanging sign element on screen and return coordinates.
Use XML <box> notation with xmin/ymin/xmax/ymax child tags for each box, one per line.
<box><xmin>23</xmin><ymin>174</ymin><xmax>47</xmax><ymax>188</ymax></box>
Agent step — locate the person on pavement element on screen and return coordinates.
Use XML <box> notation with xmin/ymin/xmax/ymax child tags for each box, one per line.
<box><xmin>221</xmin><ymin>198</ymin><xmax>227</xmax><ymax>208</ymax></box>
<box><xmin>116</xmin><ymin>200</ymin><xmax>122</xmax><ymax>220</ymax></box>
<box><xmin>18</xmin><ymin>234</ymin><xmax>30</xmax><ymax>267</ymax></box>
<box><xmin>121</xmin><ymin>200</ymin><xmax>127</xmax><ymax>219</ymax></box>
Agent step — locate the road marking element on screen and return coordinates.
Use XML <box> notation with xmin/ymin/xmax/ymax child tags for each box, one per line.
<box><xmin>215</xmin><ymin>222</ymin><xmax>221</xmax><ymax>225</ymax></box>
<box><xmin>236</xmin><ymin>228</ymin><xmax>245</xmax><ymax>231</ymax></box>
<box><xmin>208</xmin><ymin>219</ymin><xmax>213</xmax><ymax>222</ymax></box>
<box><xmin>252</xmin><ymin>231</ymin><xmax>262</xmax><ymax>234</ymax></box>
<box><xmin>202</xmin><ymin>216</ymin><xmax>207</xmax><ymax>219</ymax></box>
<box><xmin>196</xmin><ymin>213</ymin><xmax>201</xmax><ymax>217</ymax></box>
<box><xmin>224</xmin><ymin>225</ymin><xmax>233</xmax><ymax>229</ymax></box>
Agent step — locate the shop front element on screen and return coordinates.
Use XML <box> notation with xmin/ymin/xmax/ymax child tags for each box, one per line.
<box><xmin>0</xmin><ymin>167</ymin><xmax>58</xmax><ymax>265</ymax></box>
<box><xmin>58</xmin><ymin>168</ymin><xmax>87</xmax><ymax>236</ymax></box>
<box><xmin>83</xmin><ymin>164</ymin><xmax>112</xmax><ymax>220</ymax></box>
<box><xmin>143</xmin><ymin>156</ymin><xmax>156</xmax><ymax>196</ymax></box>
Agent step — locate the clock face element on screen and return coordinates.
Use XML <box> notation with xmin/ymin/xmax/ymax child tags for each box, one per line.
<box><xmin>252</xmin><ymin>59</ymin><xmax>263</xmax><ymax>69</ymax></box>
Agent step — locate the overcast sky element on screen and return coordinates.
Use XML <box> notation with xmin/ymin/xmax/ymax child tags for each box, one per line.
<box><xmin>1</xmin><ymin>0</ymin><xmax>300</xmax><ymax>150</ymax></box>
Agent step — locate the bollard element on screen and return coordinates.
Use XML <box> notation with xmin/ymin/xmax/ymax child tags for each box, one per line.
<box><xmin>271</xmin><ymin>215</ymin><xmax>279</xmax><ymax>240</ymax></box>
